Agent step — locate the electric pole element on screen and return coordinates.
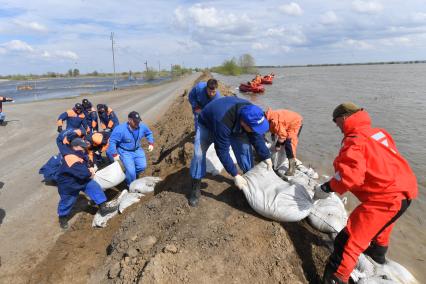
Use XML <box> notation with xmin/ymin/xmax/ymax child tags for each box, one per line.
<box><xmin>144</xmin><ymin>61</ymin><xmax>148</xmax><ymax>72</ymax></box>
<box><xmin>110</xmin><ymin>32</ymin><xmax>117</xmax><ymax>90</ymax></box>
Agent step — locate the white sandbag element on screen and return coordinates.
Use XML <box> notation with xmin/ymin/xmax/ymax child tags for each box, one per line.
<box><xmin>129</xmin><ymin>176</ymin><xmax>162</xmax><ymax>193</ymax></box>
<box><xmin>242</xmin><ymin>162</ymin><xmax>313</xmax><ymax>222</ymax></box>
<box><xmin>307</xmin><ymin>193</ymin><xmax>347</xmax><ymax>234</ymax></box>
<box><xmin>92</xmin><ymin>190</ymin><xmax>126</xmax><ymax>228</ymax></box>
<box><xmin>206</xmin><ymin>144</ymin><xmax>237</xmax><ymax>175</ymax></box>
<box><xmin>93</xmin><ymin>161</ymin><xmax>126</xmax><ymax>189</ymax></box>
<box><xmin>119</xmin><ymin>192</ymin><xmax>144</xmax><ymax>213</ymax></box>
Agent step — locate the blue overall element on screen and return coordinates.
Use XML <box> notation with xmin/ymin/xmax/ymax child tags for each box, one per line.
<box><xmin>107</xmin><ymin>122</ymin><xmax>154</xmax><ymax>185</ymax></box>
<box><xmin>190</xmin><ymin>96</ymin><xmax>270</xmax><ymax>179</ymax></box>
<box><xmin>56</xmin><ymin>150</ymin><xmax>106</xmax><ymax>217</ymax></box>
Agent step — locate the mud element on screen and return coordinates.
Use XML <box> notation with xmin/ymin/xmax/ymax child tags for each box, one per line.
<box><xmin>29</xmin><ymin>74</ymin><xmax>330</xmax><ymax>283</ymax></box>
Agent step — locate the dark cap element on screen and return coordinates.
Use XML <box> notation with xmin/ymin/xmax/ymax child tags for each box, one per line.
<box><xmin>240</xmin><ymin>104</ymin><xmax>269</xmax><ymax>135</ymax></box>
<box><xmin>332</xmin><ymin>102</ymin><xmax>361</xmax><ymax>121</ymax></box>
<box><xmin>82</xmin><ymin>98</ymin><xmax>91</xmax><ymax>108</ymax></box>
<box><xmin>71</xmin><ymin>138</ymin><xmax>89</xmax><ymax>148</ymax></box>
<box><xmin>128</xmin><ymin>111</ymin><xmax>141</xmax><ymax>122</ymax></box>
<box><xmin>97</xmin><ymin>104</ymin><xmax>107</xmax><ymax>112</ymax></box>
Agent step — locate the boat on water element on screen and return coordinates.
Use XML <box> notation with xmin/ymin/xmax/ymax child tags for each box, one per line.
<box><xmin>239</xmin><ymin>83</ymin><xmax>265</xmax><ymax>93</ymax></box>
<box><xmin>16</xmin><ymin>85</ymin><xmax>34</xmax><ymax>91</ymax></box>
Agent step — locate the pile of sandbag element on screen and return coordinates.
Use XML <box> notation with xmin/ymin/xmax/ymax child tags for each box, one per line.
<box><xmin>242</xmin><ymin>162</ymin><xmax>312</xmax><ymax>222</ymax></box>
<box><xmin>92</xmin><ymin>176</ymin><xmax>162</xmax><ymax>228</ymax></box>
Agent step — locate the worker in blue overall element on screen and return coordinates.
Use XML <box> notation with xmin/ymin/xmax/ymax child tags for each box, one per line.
<box><xmin>97</xmin><ymin>104</ymin><xmax>119</xmax><ymax>132</ymax></box>
<box><xmin>56</xmin><ymin>138</ymin><xmax>117</xmax><ymax>229</ymax></box>
<box><xmin>189</xmin><ymin>96</ymin><xmax>272</xmax><ymax>206</ymax></box>
<box><xmin>82</xmin><ymin>98</ymin><xmax>99</xmax><ymax>133</ymax></box>
<box><xmin>107</xmin><ymin>111</ymin><xmax>154</xmax><ymax>186</ymax></box>
<box><xmin>57</xmin><ymin>103</ymin><xmax>88</xmax><ymax>133</ymax></box>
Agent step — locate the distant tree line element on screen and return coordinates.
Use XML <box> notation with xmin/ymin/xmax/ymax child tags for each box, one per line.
<box><xmin>210</xmin><ymin>54</ymin><xmax>258</xmax><ymax>76</ymax></box>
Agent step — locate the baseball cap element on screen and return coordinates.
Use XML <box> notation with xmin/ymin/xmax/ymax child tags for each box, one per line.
<box><xmin>240</xmin><ymin>104</ymin><xmax>269</xmax><ymax>135</ymax></box>
<box><xmin>71</xmin><ymin>138</ymin><xmax>89</xmax><ymax>148</ymax></box>
<box><xmin>128</xmin><ymin>111</ymin><xmax>141</xmax><ymax>122</ymax></box>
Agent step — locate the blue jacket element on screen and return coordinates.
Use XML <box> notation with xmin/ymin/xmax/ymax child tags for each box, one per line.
<box><xmin>107</xmin><ymin>122</ymin><xmax>154</xmax><ymax>156</ymax></box>
<box><xmin>57</xmin><ymin>109</ymin><xmax>87</xmax><ymax>131</ymax></box>
<box><xmin>84</xmin><ymin>107</ymin><xmax>99</xmax><ymax>132</ymax></box>
<box><xmin>199</xmin><ymin>96</ymin><xmax>270</xmax><ymax>176</ymax></box>
<box><xmin>99</xmin><ymin>107</ymin><xmax>119</xmax><ymax>131</ymax></box>
<box><xmin>56</xmin><ymin>128</ymin><xmax>85</xmax><ymax>156</ymax></box>
<box><xmin>57</xmin><ymin>149</ymin><xmax>92</xmax><ymax>192</ymax></box>
<box><xmin>188</xmin><ymin>82</ymin><xmax>221</xmax><ymax>114</ymax></box>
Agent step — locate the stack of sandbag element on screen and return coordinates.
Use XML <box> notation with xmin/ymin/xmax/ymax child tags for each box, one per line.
<box><xmin>206</xmin><ymin>144</ymin><xmax>237</xmax><ymax>175</ymax></box>
<box><xmin>307</xmin><ymin>193</ymin><xmax>348</xmax><ymax>237</ymax></box>
<box><xmin>242</xmin><ymin>162</ymin><xmax>313</xmax><ymax>222</ymax></box>
<box><xmin>92</xmin><ymin>176</ymin><xmax>162</xmax><ymax>228</ymax></box>
<box><xmin>93</xmin><ymin>161</ymin><xmax>126</xmax><ymax>189</ymax></box>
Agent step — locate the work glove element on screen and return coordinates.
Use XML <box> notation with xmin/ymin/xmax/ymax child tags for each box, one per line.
<box><xmin>113</xmin><ymin>154</ymin><xmax>120</xmax><ymax>162</ymax></box>
<box><xmin>104</xmin><ymin>128</ymin><xmax>112</xmax><ymax>133</ymax></box>
<box><xmin>263</xmin><ymin>158</ymin><xmax>273</xmax><ymax>171</ymax></box>
<box><xmin>313</xmin><ymin>182</ymin><xmax>332</xmax><ymax>200</ymax></box>
<box><xmin>275</xmin><ymin>140</ymin><xmax>283</xmax><ymax>151</ymax></box>
<box><xmin>57</xmin><ymin>126</ymin><xmax>63</xmax><ymax>133</ymax></box>
<box><xmin>234</xmin><ymin>174</ymin><xmax>248</xmax><ymax>191</ymax></box>
<box><xmin>148</xmin><ymin>144</ymin><xmax>154</xmax><ymax>152</ymax></box>
<box><xmin>89</xmin><ymin>167</ymin><xmax>96</xmax><ymax>178</ymax></box>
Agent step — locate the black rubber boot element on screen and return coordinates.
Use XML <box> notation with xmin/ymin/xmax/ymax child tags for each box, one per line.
<box><xmin>285</xmin><ymin>158</ymin><xmax>297</xmax><ymax>176</ymax></box>
<box><xmin>364</xmin><ymin>243</ymin><xmax>388</xmax><ymax>264</ymax></box>
<box><xmin>322</xmin><ymin>263</ymin><xmax>348</xmax><ymax>284</ymax></box>
<box><xmin>59</xmin><ymin>216</ymin><xmax>69</xmax><ymax>230</ymax></box>
<box><xmin>188</xmin><ymin>179</ymin><xmax>201</xmax><ymax>207</ymax></box>
<box><xmin>99</xmin><ymin>202</ymin><xmax>118</xmax><ymax>216</ymax></box>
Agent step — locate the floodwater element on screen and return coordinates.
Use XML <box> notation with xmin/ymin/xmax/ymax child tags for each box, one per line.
<box><xmin>0</xmin><ymin>75</ymin><xmax>171</xmax><ymax>103</ymax></box>
<box><xmin>215</xmin><ymin>64</ymin><xmax>426</xmax><ymax>281</ymax></box>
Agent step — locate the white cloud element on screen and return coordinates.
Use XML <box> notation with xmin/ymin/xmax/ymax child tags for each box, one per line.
<box><xmin>339</xmin><ymin>38</ymin><xmax>374</xmax><ymax>50</ymax></box>
<box><xmin>352</xmin><ymin>1</ymin><xmax>383</xmax><ymax>14</ymax></box>
<box><xmin>412</xmin><ymin>12</ymin><xmax>426</xmax><ymax>23</ymax></box>
<box><xmin>1</xmin><ymin>40</ymin><xmax>34</xmax><ymax>52</ymax></box>
<box><xmin>53</xmin><ymin>50</ymin><xmax>79</xmax><ymax>60</ymax></box>
<box><xmin>279</xmin><ymin>3</ymin><xmax>303</xmax><ymax>16</ymax></box>
<box><xmin>266</xmin><ymin>26</ymin><xmax>307</xmax><ymax>45</ymax></box>
<box><xmin>320</xmin><ymin>11</ymin><xmax>339</xmax><ymax>25</ymax></box>
<box><xmin>380</xmin><ymin>37</ymin><xmax>412</xmax><ymax>47</ymax></box>
<box><xmin>13</xmin><ymin>20</ymin><xmax>48</xmax><ymax>32</ymax></box>
<box><xmin>252</xmin><ymin>42</ymin><xmax>268</xmax><ymax>50</ymax></box>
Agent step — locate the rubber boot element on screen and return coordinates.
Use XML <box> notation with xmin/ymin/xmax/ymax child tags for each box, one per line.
<box><xmin>322</xmin><ymin>263</ymin><xmax>348</xmax><ymax>284</ymax></box>
<box><xmin>99</xmin><ymin>202</ymin><xmax>118</xmax><ymax>216</ymax></box>
<box><xmin>364</xmin><ymin>243</ymin><xmax>388</xmax><ymax>264</ymax></box>
<box><xmin>284</xmin><ymin>158</ymin><xmax>297</xmax><ymax>176</ymax></box>
<box><xmin>59</xmin><ymin>216</ymin><xmax>69</xmax><ymax>230</ymax></box>
<box><xmin>188</xmin><ymin>178</ymin><xmax>201</xmax><ymax>207</ymax></box>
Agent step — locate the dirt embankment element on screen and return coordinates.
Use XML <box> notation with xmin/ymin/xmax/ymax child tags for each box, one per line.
<box><xmin>30</xmin><ymin>74</ymin><xmax>330</xmax><ymax>283</ymax></box>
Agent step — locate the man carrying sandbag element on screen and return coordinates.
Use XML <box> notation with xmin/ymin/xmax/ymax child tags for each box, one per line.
<box><xmin>265</xmin><ymin>108</ymin><xmax>303</xmax><ymax>176</ymax></box>
<box><xmin>107</xmin><ymin>111</ymin><xmax>154</xmax><ymax>186</ymax></box>
<box><xmin>57</xmin><ymin>138</ymin><xmax>118</xmax><ymax>229</ymax></box>
<box><xmin>188</xmin><ymin>96</ymin><xmax>272</xmax><ymax>207</ymax></box>
<box><xmin>314</xmin><ymin>102</ymin><xmax>417</xmax><ymax>284</ymax></box>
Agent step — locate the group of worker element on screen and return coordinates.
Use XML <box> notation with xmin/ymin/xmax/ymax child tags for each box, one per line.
<box><xmin>0</xmin><ymin>96</ymin><xmax>14</xmax><ymax>125</ymax></box>
<box><xmin>54</xmin><ymin>98</ymin><xmax>154</xmax><ymax>229</ymax></box>
<box><xmin>187</xmin><ymin>79</ymin><xmax>417</xmax><ymax>284</ymax></box>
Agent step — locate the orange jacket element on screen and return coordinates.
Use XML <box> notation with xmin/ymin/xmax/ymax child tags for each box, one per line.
<box><xmin>265</xmin><ymin>108</ymin><xmax>303</xmax><ymax>140</ymax></box>
<box><xmin>329</xmin><ymin>110</ymin><xmax>417</xmax><ymax>203</ymax></box>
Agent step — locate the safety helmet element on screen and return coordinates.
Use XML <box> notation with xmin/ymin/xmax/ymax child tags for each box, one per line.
<box><xmin>82</xmin><ymin>98</ymin><xmax>92</xmax><ymax>109</ymax></box>
<box><xmin>74</xmin><ymin>103</ymin><xmax>83</xmax><ymax>113</ymax></box>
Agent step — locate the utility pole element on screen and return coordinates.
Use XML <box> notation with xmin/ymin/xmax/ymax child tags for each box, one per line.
<box><xmin>110</xmin><ymin>32</ymin><xmax>117</xmax><ymax>90</ymax></box>
<box><xmin>144</xmin><ymin>61</ymin><xmax>148</xmax><ymax>72</ymax></box>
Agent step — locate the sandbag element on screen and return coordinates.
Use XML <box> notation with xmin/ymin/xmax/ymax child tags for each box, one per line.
<box><xmin>93</xmin><ymin>161</ymin><xmax>126</xmax><ymax>189</ymax></box>
<box><xmin>307</xmin><ymin>193</ymin><xmax>347</xmax><ymax>234</ymax></box>
<box><xmin>206</xmin><ymin>144</ymin><xmax>237</xmax><ymax>175</ymax></box>
<box><xmin>119</xmin><ymin>192</ymin><xmax>144</xmax><ymax>213</ymax></box>
<box><xmin>39</xmin><ymin>153</ymin><xmax>63</xmax><ymax>183</ymax></box>
<box><xmin>129</xmin><ymin>176</ymin><xmax>162</xmax><ymax>194</ymax></box>
<box><xmin>242</xmin><ymin>162</ymin><xmax>313</xmax><ymax>222</ymax></box>
<box><xmin>92</xmin><ymin>190</ymin><xmax>125</xmax><ymax>228</ymax></box>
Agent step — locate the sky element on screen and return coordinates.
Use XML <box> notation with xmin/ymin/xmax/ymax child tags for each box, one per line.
<box><xmin>0</xmin><ymin>0</ymin><xmax>425</xmax><ymax>75</ymax></box>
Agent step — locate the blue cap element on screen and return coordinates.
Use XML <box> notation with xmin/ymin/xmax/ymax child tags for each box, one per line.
<box><xmin>240</xmin><ymin>104</ymin><xmax>269</xmax><ymax>134</ymax></box>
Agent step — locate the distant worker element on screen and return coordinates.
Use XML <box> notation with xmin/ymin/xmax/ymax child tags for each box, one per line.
<box><xmin>87</xmin><ymin>131</ymin><xmax>112</xmax><ymax>166</ymax></box>
<box><xmin>107</xmin><ymin>111</ymin><xmax>154</xmax><ymax>186</ymax></box>
<box><xmin>56</xmin><ymin>127</ymin><xmax>85</xmax><ymax>156</ymax></box>
<box><xmin>82</xmin><ymin>98</ymin><xmax>98</xmax><ymax>133</ymax></box>
<box><xmin>189</xmin><ymin>96</ymin><xmax>272</xmax><ymax>207</ymax></box>
<box><xmin>188</xmin><ymin>78</ymin><xmax>221</xmax><ymax>156</ymax></box>
<box><xmin>314</xmin><ymin>103</ymin><xmax>418</xmax><ymax>284</ymax></box>
<box><xmin>56</xmin><ymin>138</ymin><xmax>118</xmax><ymax>229</ymax></box>
<box><xmin>265</xmin><ymin>108</ymin><xmax>303</xmax><ymax>176</ymax></box>
<box><xmin>97</xmin><ymin>104</ymin><xmax>119</xmax><ymax>132</ymax></box>
<box><xmin>0</xmin><ymin>96</ymin><xmax>14</xmax><ymax>125</ymax></box>
<box><xmin>57</xmin><ymin>103</ymin><xmax>87</xmax><ymax>133</ymax></box>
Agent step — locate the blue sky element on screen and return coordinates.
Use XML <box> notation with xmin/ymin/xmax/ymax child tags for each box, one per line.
<box><xmin>0</xmin><ymin>0</ymin><xmax>425</xmax><ymax>75</ymax></box>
